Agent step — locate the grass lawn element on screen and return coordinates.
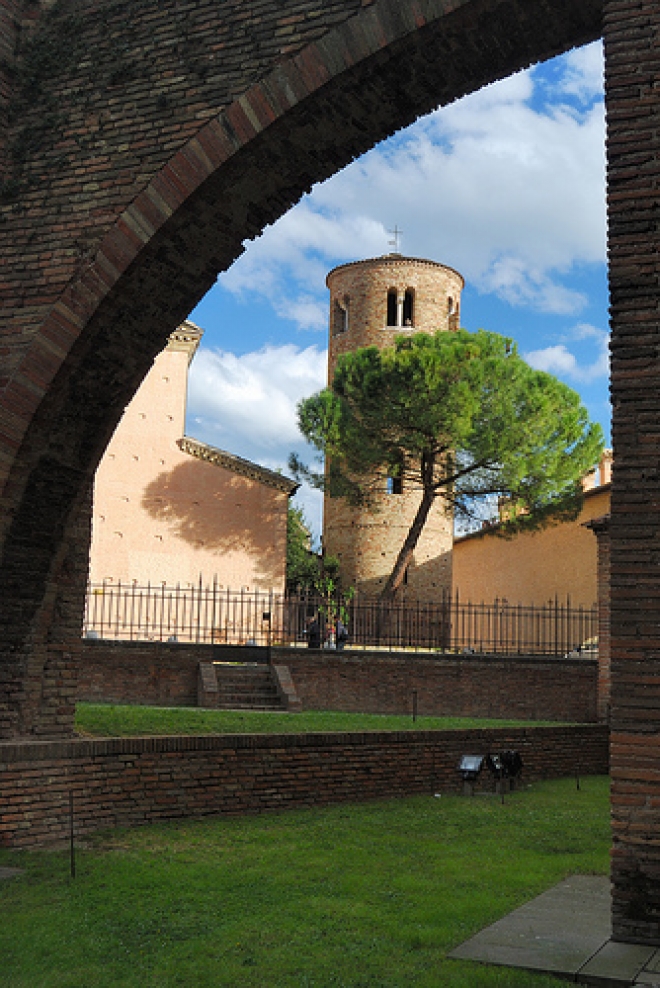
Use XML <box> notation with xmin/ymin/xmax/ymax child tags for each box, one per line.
<box><xmin>75</xmin><ymin>703</ymin><xmax>565</xmax><ymax>737</ymax></box>
<box><xmin>0</xmin><ymin>777</ymin><xmax>609</xmax><ymax>988</ymax></box>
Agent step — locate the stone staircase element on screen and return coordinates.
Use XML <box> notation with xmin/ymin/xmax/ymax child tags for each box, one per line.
<box><xmin>209</xmin><ymin>662</ymin><xmax>286</xmax><ymax>711</ymax></box>
<box><xmin>197</xmin><ymin>659</ymin><xmax>302</xmax><ymax>712</ymax></box>
<box><xmin>199</xmin><ymin>662</ymin><xmax>288</xmax><ymax>710</ymax></box>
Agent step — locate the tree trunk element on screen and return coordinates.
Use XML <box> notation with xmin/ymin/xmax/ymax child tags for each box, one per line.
<box><xmin>380</xmin><ymin>487</ymin><xmax>436</xmax><ymax>602</ymax></box>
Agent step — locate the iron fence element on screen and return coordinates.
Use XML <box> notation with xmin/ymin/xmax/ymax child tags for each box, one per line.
<box><xmin>83</xmin><ymin>581</ymin><xmax>598</xmax><ymax>657</ymax></box>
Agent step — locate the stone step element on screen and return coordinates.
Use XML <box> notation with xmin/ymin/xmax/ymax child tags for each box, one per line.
<box><xmin>215</xmin><ymin>665</ymin><xmax>272</xmax><ymax>680</ymax></box>
<box><xmin>212</xmin><ymin>662</ymin><xmax>287</xmax><ymax>711</ymax></box>
<box><xmin>216</xmin><ymin>674</ymin><xmax>275</xmax><ymax>687</ymax></box>
<box><xmin>219</xmin><ymin>690</ymin><xmax>280</xmax><ymax>703</ymax></box>
<box><xmin>215</xmin><ymin>701</ymin><xmax>284</xmax><ymax>711</ymax></box>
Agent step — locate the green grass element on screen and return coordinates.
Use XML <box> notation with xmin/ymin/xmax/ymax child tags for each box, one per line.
<box><xmin>0</xmin><ymin>777</ymin><xmax>609</xmax><ymax>987</ymax></box>
<box><xmin>75</xmin><ymin>703</ymin><xmax>565</xmax><ymax>738</ymax></box>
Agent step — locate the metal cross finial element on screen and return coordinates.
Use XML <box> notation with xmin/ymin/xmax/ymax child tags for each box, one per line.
<box><xmin>388</xmin><ymin>225</ymin><xmax>403</xmax><ymax>254</ymax></box>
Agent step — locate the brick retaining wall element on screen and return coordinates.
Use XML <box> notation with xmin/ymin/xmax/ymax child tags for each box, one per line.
<box><xmin>79</xmin><ymin>640</ymin><xmax>202</xmax><ymax>707</ymax></box>
<box><xmin>281</xmin><ymin>650</ymin><xmax>598</xmax><ymax>723</ymax></box>
<box><xmin>78</xmin><ymin>641</ymin><xmax>599</xmax><ymax>722</ymax></box>
<box><xmin>0</xmin><ymin>725</ymin><xmax>608</xmax><ymax>848</ymax></box>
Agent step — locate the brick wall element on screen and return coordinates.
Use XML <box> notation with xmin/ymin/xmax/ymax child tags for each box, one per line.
<box><xmin>78</xmin><ymin>641</ymin><xmax>599</xmax><ymax>723</ymax></box>
<box><xmin>283</xmin><ymin>650</ymin><xmax>599</xmax><ymax>722</ymax></box>
<box><xmin>78</xmin><ymin>640</ymin><xmax>201</xmax><ymax>707</ymax></box>
<box><xmin>604</xmin><ymin>0</ymin><xmax>660</xmax><ymax>944</ymax></box>
<box><xmin>0</xmin><ymin>724</ymin><xmax>609</xmax><ymax>848</ymax></box>
<box><xmin>324</xmin><ymin>256</ymin><xmax>460</xmax><ymax>600</ymax></box>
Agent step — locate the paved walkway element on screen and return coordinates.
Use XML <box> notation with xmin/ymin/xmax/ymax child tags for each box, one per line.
<box><xmin>448</xmin><ymin>875</ymin><xmax>660</xmax><ymax>986</ymax></box>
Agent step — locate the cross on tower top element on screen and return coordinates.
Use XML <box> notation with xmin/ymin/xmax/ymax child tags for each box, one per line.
<box><xmin>388</xmin><ymin>225</ymin><xmax>403</xmax><ymax>254</ymax></box>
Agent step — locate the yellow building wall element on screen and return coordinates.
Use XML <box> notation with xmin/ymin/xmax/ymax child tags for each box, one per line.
<box><xmin>452</xmin><ymin>486</ymin><xmax>610</xmax><ymax>607</ymax></box>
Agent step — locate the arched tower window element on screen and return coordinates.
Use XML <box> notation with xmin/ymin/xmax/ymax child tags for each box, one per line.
<box><xmin>386</xmin><ymin>290</ymin><xmax>398</xmax><ymax>327</ymax></box>
<box><xmin>333</xmin><ymin>296</ymin><xmax>349</xmax><ymax>336</ymax></box>
<box><xmin>386</xmin><ymin>455</ymin><xmax>404</xmax><ymax>494</ymax></box>
<box><xmin>403</xmin><ymin>289</ymin><xmax>414</xmax><ymax>327</ymax></box>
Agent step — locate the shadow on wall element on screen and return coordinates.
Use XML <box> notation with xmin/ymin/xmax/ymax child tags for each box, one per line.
<box><xmin>141</xmin><ymin>459</ymin><xmax>284</xmax><ymax>588</ymax></box>
<box><xmin>354</xmin><ymin>550</ymin><xmax>453</xmax><ymax>601</ymax></box>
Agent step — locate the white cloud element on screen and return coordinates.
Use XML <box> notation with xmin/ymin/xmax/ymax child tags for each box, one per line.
<box><xmin>315</xmin><ymin>92</ymin><xmax>605</xmax><ymax>304</ymax></box>
<box><xmin>557</xmin><ymin>41</ymin><xmax>604</xmax><ymax>103</ymax></box>
<box><xmin>216</xmin><ymin>46</ymin><xmax>605</xmax><ymax>325</ymax></box>
<box><xmin>525</xmin><ymin>323</ymin><xmax>610</xmax><ymax>383</ymax></box>
<box><xmin>218</xmin><ymin>210</ymin><xmax>387</xmax><ymax>331</ymax></box>
<box><xmin>186</xmin><ymin>342</ymin><xmax>327</xmax><ymax>543</ymax></box>
<box><xmin>481</xmin><ymin>257</ymin><xmax>587</xmax><ymax>314</ymax></box>
<box><xmin>186</xmin><ymin>342</ymin><xmax>326</xmax><ymax>455</ymax></box>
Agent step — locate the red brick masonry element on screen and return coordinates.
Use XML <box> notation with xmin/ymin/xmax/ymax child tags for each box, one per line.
<box><xmin>78</xmin><ymin>642</ymin><xmax>599</xmax><ymax>723</ymax></box>
<box><xmin>0</xmin><ymin>725</ymin><xmax>608</xmax><ymax>848</ymax></box>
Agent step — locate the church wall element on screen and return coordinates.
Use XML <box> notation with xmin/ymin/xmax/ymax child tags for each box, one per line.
<box><xmin>89</xmin><ymin>332</ymin><xmax>289</xmax><ymax>593</ymax></box>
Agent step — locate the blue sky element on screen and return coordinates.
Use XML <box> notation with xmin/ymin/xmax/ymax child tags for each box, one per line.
<box><xmin>186</xmin><ymin>42</ymin><xmax>608</xmax><ymax>542</ymax></box>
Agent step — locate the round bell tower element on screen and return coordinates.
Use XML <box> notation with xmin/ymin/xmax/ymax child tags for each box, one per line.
<box><xmin>323</xmin><ymin>253</ymin><xmax>464</xmax><ymax>600</ymax></box>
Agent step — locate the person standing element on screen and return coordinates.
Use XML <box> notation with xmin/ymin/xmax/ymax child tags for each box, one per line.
<box><xmin>307</xmin><ymin>615</ymin><xmax>321</xmax><ymax>648</ymax></box>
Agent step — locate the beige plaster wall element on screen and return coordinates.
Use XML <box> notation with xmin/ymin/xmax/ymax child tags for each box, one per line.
<box><xmin>89</xmin><ymin>328</ymin><xmax>289</xmax><ymax>592</ymax></box>
<box><xmin>452</xmin><ymin>486</ymin><xmax>610</xmax><ymax>607</ymax></box>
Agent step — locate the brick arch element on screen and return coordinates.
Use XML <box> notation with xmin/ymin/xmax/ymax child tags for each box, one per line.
<box><xmin>0</xmin><ymin>0</ymin><xmax>602</xmax><ymax>738</ymax></box>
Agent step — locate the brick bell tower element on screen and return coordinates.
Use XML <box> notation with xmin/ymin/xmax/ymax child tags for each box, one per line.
<box><xmin>323</xmin><ymin>253</ymin><xmax>464</xmax><ymax>601</ymax></box>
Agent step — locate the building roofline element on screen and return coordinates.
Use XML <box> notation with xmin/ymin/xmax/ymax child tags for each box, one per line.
<box><xmin>453</xmin><ymin>483</ymin><xmax>612</xmax><ymax>545</ymax></box>
<box><xmin>326</xmin><ymin>254</ymin><xmax>465</xmax><ymax>289</ymax></box>
<box><xmin>167</xmin><ymin>320</ymin><xmax>204</xmax><ymax>364</ymax></box>
<box><xmin>177</xmin><ymin>436</ymin><xmax>299</xmax><ymax>495</ymax></box>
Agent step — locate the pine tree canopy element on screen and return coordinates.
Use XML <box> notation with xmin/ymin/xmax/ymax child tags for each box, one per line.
<box><xmin>289</xmin><ymin>328</ymin><xmax>605</xmax><ymax>598</ymax></box>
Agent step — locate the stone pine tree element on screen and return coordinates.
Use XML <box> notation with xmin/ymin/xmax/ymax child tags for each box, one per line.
<box><xmin>290</xmin><ymin>329</ymin><xmax>605</xmax><ymax>601</ymax></box>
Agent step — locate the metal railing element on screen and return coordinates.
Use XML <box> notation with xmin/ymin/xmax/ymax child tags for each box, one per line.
<box><xmin>83</xmin><ymin>581</ymin><xmax>598</xmax><ymax>657</ymax></box>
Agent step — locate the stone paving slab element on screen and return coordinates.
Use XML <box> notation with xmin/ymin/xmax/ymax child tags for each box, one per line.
<box><xmin>448</xmin><ymin>875</ymin><xmax>660</xmax><ymax>986</ymax></box>
<box><xmin>632</xmin><ymin>949</ymin><xmax>660</xmax><ymax>986</ymax></box>
<box><xmin>449</xmin><ymin>875</ymin><xmax>611</xmax><ymax>977</ymax></box>
<box><xmin>580</xmin><ymin>941</ymin><xmax>656</xmax><ymax>987</ymax></box>
<box><xmin>638</xmin><ymin>950</ymin><xmax>660</xmax><ymax>974</ymax></box>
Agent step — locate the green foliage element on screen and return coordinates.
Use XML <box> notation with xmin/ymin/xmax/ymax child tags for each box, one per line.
<box><xmin>0</xmin><ymin>778</ymin><xmax>609</xmax><ymax>987</ymax></box>
<box><xmin>285</xmin><ymin>505</ymin><xmax>355</xmax><ymax>610</ymax></box>
<box><xmin>285</xmin><ymin>505</ymin><xmax>319</xmax><ymax>591</ymax></box>
<box><xmin>312</xmin><ymin>553</ymin><xmax>355</xmax><ymax>631</ymax></box>
<box><xmin>291</xmin><ymin>329</ymin><xmax>604</xmax><ymax>596</ymax></box>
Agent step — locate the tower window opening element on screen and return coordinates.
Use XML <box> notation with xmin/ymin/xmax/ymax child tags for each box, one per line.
<box><xmin>333</xmin><ymin>296</ymin><xmax>349</xmax><ymax>336</ymax></box>
<box><xmin>403</xmin><ymin>290</ymin><xmax>414</xmax><ymax>326</ymax></box>
<box><xmin>387</xmin><ymin>475</ymin><xmax>403</xmax><ymax>495</ymax></box>
<box><xmin>386</xmin><ymin>290</ymin><xmax>398</xmax><ymax>327</ymax></box>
